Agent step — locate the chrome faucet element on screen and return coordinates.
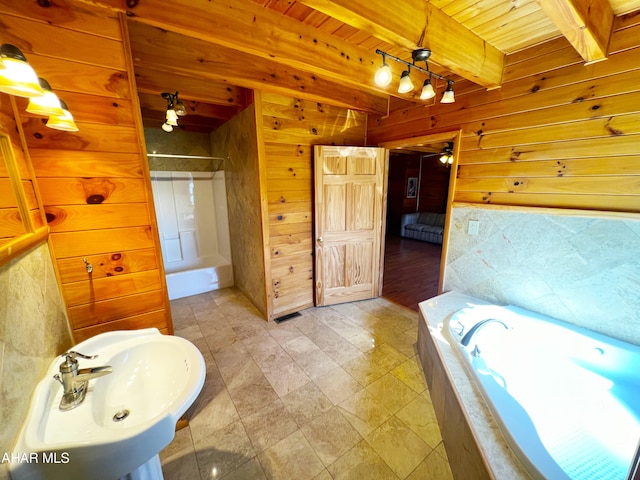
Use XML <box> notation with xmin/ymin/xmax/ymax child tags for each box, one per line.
<box><xmin>460</xmin><ymin>318</ymin><xmax>509</xmax><ymax>356</ymax></box>
<box><xmin>53</xmin><ymin>351</ymin><xmax>112</xmax><ymax>411</ymax></box>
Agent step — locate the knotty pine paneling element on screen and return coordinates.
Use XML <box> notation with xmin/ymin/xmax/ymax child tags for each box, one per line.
<box><xmin>7</xmin><ymin>6</ymin><xmax>172</xmax><ymax>339</ymax></box>
<box><xmin>368</xmin><ymin>29</ymin><xmax>640</xmax><ymax>214</ymax></box>
<box><xmin>258</xmin><ymin>92</ymin><xmax>367</xmax><ymax>318</ymax></box>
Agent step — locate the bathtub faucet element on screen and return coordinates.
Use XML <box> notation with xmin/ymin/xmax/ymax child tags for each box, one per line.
<box><xmin>460</xmin><ymin>318</ymin><xmax>509</xmax><ymax>348</ymax></box>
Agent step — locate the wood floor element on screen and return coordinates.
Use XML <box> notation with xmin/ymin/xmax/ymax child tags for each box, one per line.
<box><xmin>381</xmin><ymin>235</ymin><xmax>442</xmax><ymax>312</ymax></box>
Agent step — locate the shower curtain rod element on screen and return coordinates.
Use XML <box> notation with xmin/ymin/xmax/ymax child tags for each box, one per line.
<box><xmin>147</xmin><ymin>153</ymin><xmax>228</xmax><ymax>160</ymax></box>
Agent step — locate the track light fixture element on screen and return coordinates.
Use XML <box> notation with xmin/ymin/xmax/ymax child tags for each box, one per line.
<box><xmin>374</xmin><ymin>48</ymin><xmax>455</xmax><ymax>104</ymax></box>
<box><xmin>161</xmin><ymin>91</ymin><xmax>187</xmax><ymax>132</ymax></box>
<box><xmin>0</xmin><ymin>43</ymin><xmax>78</xmax><ymax>131</ymax></box>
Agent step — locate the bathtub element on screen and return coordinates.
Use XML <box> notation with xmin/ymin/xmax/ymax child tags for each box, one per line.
<box><xmin>446</xmin><ymin>303</ymin><xmax>640</xmax><ymax>480</ymax></box>
<box><xmin>165</xmin><ymin>262</ymin><xmax>233</xmax><ymax>300</ymax></box>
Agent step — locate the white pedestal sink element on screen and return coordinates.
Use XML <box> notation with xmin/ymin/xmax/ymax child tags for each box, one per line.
<box><xmin>10</xmin><ymin>329</ymin><xmax>206</xmax><ymax>480</ymax></box>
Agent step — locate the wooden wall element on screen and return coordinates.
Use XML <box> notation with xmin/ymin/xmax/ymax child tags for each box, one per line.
<box><xmin>369</xmin><ymin>17</ymin><xmax>640</xmax><ymax>213</ymax></box>
<box><xmin>210</xmin><ymin>105</ymin><xmax>267</xmax><ymax>316</ymax></box>
<box><xmin>0</xmin><ymin>4</ymin><xmax>171</xmax><ymax>341</ymax></box>
<box><xmin>256</xmin><ymin>92</ymin><xmax>367</xmax><ymax>320</ymax></box>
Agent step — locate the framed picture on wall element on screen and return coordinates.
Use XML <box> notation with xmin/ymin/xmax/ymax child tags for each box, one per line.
<box><xmin>407</xmin><ymin>177</ymin><xmax>418</xmax><ymax>198</ymax></box>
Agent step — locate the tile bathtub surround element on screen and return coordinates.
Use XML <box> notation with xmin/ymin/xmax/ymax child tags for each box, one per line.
<box><xmin>445</xmin><ymin>206</ymin><xmax>640</xmax><ymax>346</ymax></box>
<box><xmin>0</xmin><ymin>242</ymin><xmax>73</xmax><ymax>480</ymax></box>
<box><xmin>161</xmin><ymin>288</ymin><xmax>454</xmax><ymax>480</ymax></box>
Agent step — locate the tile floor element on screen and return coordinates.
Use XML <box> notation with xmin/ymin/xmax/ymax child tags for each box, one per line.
<box><xmin>161</xmin><ymin>287</ymin><xmax>454</xmax><ymax>480</ymax></box>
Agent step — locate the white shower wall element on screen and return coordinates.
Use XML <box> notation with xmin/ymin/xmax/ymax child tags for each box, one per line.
<box><xmin>151</xmin><ymin>170</ymin><xmax>233</xmax><ymax>298</ymax></box>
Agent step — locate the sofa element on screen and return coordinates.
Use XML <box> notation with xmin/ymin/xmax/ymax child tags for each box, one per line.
<box><xmin>400</xmin><ymin>212</ymin><xmax>446</xmax><ymax>244</ymax></box>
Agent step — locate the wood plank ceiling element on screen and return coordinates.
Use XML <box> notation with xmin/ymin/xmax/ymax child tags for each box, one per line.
<box><xmin>123</xmin><ymin>0</ymin><xmax>640</xmax><ymax>133</ymax></box>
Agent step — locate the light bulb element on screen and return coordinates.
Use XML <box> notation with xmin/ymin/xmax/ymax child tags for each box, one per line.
<box><xmin>374</xmin><ymin>63</ymin><xmax>392</xmax><ymax>87</ymax></box>
<box><xmin>397</xmin><ymin>70</ymin><xmax>414</xmax><ymax>94</ymax></box>
<box><xmin>162</xmin><ymin>122</ymin><xmax>173</xmax><ymax>132</ymax></box>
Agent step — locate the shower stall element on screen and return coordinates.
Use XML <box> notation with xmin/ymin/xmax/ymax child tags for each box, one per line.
<box><xmin>150</xmin><ymin>160</ymin><xmax>233</xmax><ymax>300</ymax></box>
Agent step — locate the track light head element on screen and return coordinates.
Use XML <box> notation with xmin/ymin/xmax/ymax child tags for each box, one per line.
<box><xmin>397</xmin><ymin>70</ymin><xmax>414</xmax><ymax>94</ymax></box>
<box><xmin>419</xmin><ymin>77</ymin><xmax>436</xmax><ymax>100</ymax></box>
<box><xmin>374</xmin><ymin>61</ymin><xmax>392</xmax><ymax>87</ymax></box>
<box><xmin>441</xmin><ymin>81</ymin><xmax>455</xmax><ymax>103</ymax></box>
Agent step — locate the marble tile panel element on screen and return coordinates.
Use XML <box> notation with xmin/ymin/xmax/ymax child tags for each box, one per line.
<box><xmin>364</xmin><ymin>415</ymin><xmax>432</xmax><ymax>479</ymax></box>
<box><xmin>214</xmin><ymin>346</ymin><xmax>266</xmax><ymax>392</ymax></box>
<box><xmin>311</xmin><ymin>469</ymin><xmax>332</xmax><ymax>480</ymax></box>
<box><xmin>282</xmin><ymin>335</ymin><xmax>320</xmax><ymax>357</ymax></box>
<box><xmin>300</xmin><ymin>407</ymin><xmax>362</xmax><ymax>466</ymax></box>
<box><xmin>265</xmin><ymin>322</ymin><xmax>304</xmax><ymax>346</ymax></box>
<box><xmin>228</xmin><ymin>380</ymin><xmax>280</xmax><ymax>418</ymax></box>
<box><xmin>337</xmin><ymin>389</ymin><xmax>393</xmax><ymax>437</ymax></box>
<box><xmin>220</xmin><ymin>458</ymin><xmax>267</xmax><ymax>480</ymax></box>
<box><xmin>194</xmin><ymin>420</ymin><xmax>256</xmax><ymax>479</ymax></box>
<box><xmin>313</xmin><ymin>367</ymin><xmax>363</xmax><ymax>406</ymax></box>
<box><xmin>281</xmin><ymin>381</ymin><xmax>333</xmax><ymax>426</ymax></box>
<box><xmin>396</xmin><ymin>394</ymin><xmax>443</xmax><ymax>449</ymax></box>
<box><xmin>341</xmin><ymin>352</ymin><xmax>388</xmax><ymax>386</ymax></box>
<box><xmin>160</xmin><ymin>426</ymin><xmax>194</xmax><ymax>461</ymax></box>
<box><xmin>244</xmin><ymin>336</ymin><xmax>290</xmax><ymax>367</ymax></box>
<box><xmin>327</xmin><ymin>439</ymin><xmax>400</xmax><ymax>480</ymax></box>
<box><xmin>406</xmin><ymin>448</ymin><xmax>454</xmax><ymax>480</ymax></box>
<box><xmin>241</xmin><ymin>399</ymin><xmax>299</xmax><ymax>452</ymax></box>
<box><xmin>204</xmin><ymin>328</ymin><xmax>240</xmax><ymax>354</ymax></box>
<box><xmin>321</xmin><ymin>315</ymin><xmax>369</xmax><ymax>341</ymax></box>
<box><xmin>188</xmin><ymin>389</ymin><xmax>240</xmax><ymax>443</ymax></box>
<box><xmin>345</xmin><ymin>330</ymin><xmax>378</xmax><ymax>352</ymax></box>
<box><xmin>257</xmin><ymin>430</ymin><xmax>325</xmax><ymax>480</ymax></box>
<box><xmin>161</xmin><ymin>449</ymin><xmax>201</xmax><ymax>480</ymax></box>
<box><xmin>365</xmin><ymin>373</ymin><xmax>418</xmax><ymax>414</ymax></box>
<box><xmin>384</xmin><ymin>330</ymin><xmax>419</xmax><ymax>358</ymax></box>
<box><xmin>292</xmin><ymin>347</ymin><xmax>339</xmax><ymax>380</ymax></box>
<box><xmin>391</xmin><ymin>356</ymin><xmax>428</xmax><ymax>394</ymax></box>
<box><xmin>262</xmin><ymin>359</ymin><xmax>311</xmax><ymax>397</ymax></box>
<box><xmin>320</xmin><ymin>338</ymin><xmax>364</xmax><ymax>366</ymax></box>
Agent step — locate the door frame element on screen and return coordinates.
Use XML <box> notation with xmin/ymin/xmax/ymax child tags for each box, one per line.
<box><xmin>378</xmin><ymin>130</ymin><xmax>462</xmax><ymax>294</ymax></box>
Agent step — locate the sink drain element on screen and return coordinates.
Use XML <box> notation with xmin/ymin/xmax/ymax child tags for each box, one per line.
<box><xmin>113</xmin><ymin>409</ymin><xmax>130</xmax><ymax>422</ymax></box>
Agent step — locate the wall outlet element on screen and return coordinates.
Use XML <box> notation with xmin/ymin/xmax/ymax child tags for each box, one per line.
<box><xmin>468</xmin><ymin>220</ymin><xmax>479</xmax><ymax>235</ymax></box>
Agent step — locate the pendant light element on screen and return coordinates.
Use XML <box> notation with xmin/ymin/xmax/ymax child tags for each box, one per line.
<box><xmin>26</xmin><ymin>78</ymin><xmax>65</xmax><ymax>117</ymax></box>
<box><xmin>46</xmin><ymin>100</ymin><xmax>79</xmax><ymax>132</ymax></box>
<box><xmin>397</xmin><ymin>69</ymin><xmax>414</xmax><ymax>94</ymax></box>
<box><xmin>0</xmin><ymin>44</ymin><xmax>44</xmax><ymax>97</ymax></box>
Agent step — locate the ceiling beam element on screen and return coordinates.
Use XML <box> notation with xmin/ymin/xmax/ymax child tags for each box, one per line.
<box><xmin>134</xmin><ymin>67</ymin><xmax>248</xmax><ymax>107</ymax></box>
<box><xmin>534</xmin><ymin>0</ymin><xmax>614</xmax><ymax>62</ymax></box>
<box><xmin>297</xmin><ymin>0</ymin><xmax>504</xmax><ymax>89</ymax></box>
<box><xmin>137</xmin><ymin>92</ymin><xmax>240</xmax><ymax>121</ymax></box>
<box><xmin>128</xmin><ymin>21</ymin><xmax>389</xmax><ymax>115</ymax></box>
<box><xmin>122</xmin><ymin>0</ymin><xmax>499</xmax><ymax>95</ymax></box>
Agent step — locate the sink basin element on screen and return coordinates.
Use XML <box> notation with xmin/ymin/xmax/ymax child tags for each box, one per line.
<box><xmin>10</xmin><ymin>328</ymin><xmax>205</xmax><ymax>480</ymax></box>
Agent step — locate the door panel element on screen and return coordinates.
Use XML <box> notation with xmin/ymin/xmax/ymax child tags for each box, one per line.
<box><xmin>314</xmin><ymin>146</ymin><xmax>387</xmax><ymax>306</ymax></box>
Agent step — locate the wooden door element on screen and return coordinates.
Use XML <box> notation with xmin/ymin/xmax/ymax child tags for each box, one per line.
<box><xmin>314</xmin><ymin>146</ymin><xmax>387</xmax><ymax>306</ymax></box>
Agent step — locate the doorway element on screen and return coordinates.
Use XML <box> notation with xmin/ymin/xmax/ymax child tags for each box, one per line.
<box><xmin>379</xmin><ymin>131</ymin><xmax>460</xmax><ymax>311</ymax></box>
